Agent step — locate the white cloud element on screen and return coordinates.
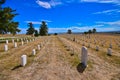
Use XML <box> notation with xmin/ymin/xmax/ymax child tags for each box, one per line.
<box><xmin>93</xmin><ymin>9</ymin><xmax>120</xmax><ymax>14</ymax></box>
<box><xmin>36</xmin><ymin>0</ymin><xmax>62</xmax><ymax>9</ymax></box>
<box><xmin>36</xmin><ymin>0</ymin><xmax>51</xmax><ymax>9</ymax></box>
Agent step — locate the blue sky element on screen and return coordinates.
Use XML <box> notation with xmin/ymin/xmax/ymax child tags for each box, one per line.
<box><xmin>3</xmin><ymin>0</ymin><xmax>120</xmax><ymax>33</ymax></box>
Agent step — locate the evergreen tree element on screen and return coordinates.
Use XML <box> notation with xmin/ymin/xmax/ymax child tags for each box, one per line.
<box><xmin>39</xmin><ymin>21</ymin><xmax>48</xmax><ymax>36</ymax></box>
<box><xmin>88</xmin><ymin>30</ymin><xmax>92</xmax><ymax>34</ymax></box>
<box><xmin>0</xmin><ymin>0</ymin><xmax>20</xmax><ymax>35</ymax></box>
<box><xmin>92</xmin><ymin>28</ymin><xmax>96</xmax><ymax>33</ymax></box>
<box><xmin>26</xmin><ymin>22</ymin><xmax>35</xmax><ymax>35</ymax></box>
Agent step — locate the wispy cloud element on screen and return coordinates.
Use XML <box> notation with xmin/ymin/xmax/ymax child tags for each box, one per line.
<box><xmin>49</xmin><ymin>28</ymin><xmax>67</xmax><ymax>33</ymax></box>
<box><xmin>25</xmin><ymin>20</ymin><xmax>52</xmax><ymax>24</ymax></box>
<box><xmin>96</xmin><ymin>20</ymin><xmax>120</xmax><ymax>26</ymax></box>
<box><xmin>41</xmin><ymin>19</ymin><xmax>52</xmax><ymax>22</ymax></box>
<box><xmin>25</xmin><ymin>21</ymin><xmax>41</xmax><ymax>24</ymax></box>
<box><xmin>68</xmin><ymin>24</ymin><xmax>104</xmax><ymax>31</ymax></box>
<box><xmin>93</xmin><ymin>9</ymin><xmax>120</xmax><ymax>14</ymax></box>
<box><xmin>36</xmin><ymin>0</ymin><xmax>62</xmax><ymax>9</ymax></box>
<box><xmin>81</xmin><ymin>0</ymin><xmax>120</xmax><ymax>5</ymax></box>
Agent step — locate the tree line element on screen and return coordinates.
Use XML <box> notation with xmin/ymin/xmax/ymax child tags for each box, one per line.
<box><xmin>26</xmin><ymin>21</ymin><xmax>48</xmax><ymax>37</ymax></box>
<box><xmin>67</xmin><ymin>28</ymin><xmax>97</xmax><ymax>34</ymax></box>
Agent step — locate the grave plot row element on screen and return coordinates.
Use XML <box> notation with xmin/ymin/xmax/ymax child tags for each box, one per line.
<box><xmin>0</xmin><ymin>37</ymin><xmax>36</xmax><ymax>52</ymax></box>
<box><xmin>60</xmin><ymin>34</ymin><xmax>119</xmax><ymax>56</ymax></box>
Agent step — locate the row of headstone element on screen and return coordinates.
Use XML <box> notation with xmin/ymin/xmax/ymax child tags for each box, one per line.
<box><xmin>4</xmin><ymin>38</ymin><xmax>37</xmax><ymax>52</ymax></box>
<box><xmin>5</xmin><ymin>37</ymin><xmax>36</xmax><ymax>44</ymax></box>
<box><xmin>21</xmin><ymin>44</ymin><xmax>41</xmax><ymax>67</ymax></box>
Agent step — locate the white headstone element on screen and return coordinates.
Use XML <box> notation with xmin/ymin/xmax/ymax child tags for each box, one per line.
<box><xmin>21</xmin><ymin>41</ymin><xmax>24</xmax><ymax>45</ymax></box>
<box><xmin>81</xmin><ymin>46</ymin><xmax>88</xmax><ymax>67</ymax></box>
<box><xmin>14</xmin><ymin>42</ymin><xmax>17</xmax><ymax>48</ymax></box>
<box><xmin>26</xmin><ymin>40</ymin><xmax>28</xmax><ymax>43</ymax></box>
<box><xmin>32</xmin><ymin>49</ymin><xmax>36</xmax><ymax>55</ymax></box>
<box><xmin>33</xmin><ymin>38</ymin><xmax>34</xmax><ymax>41</ymax></box>
<box><xmin>6</xmin><ymin>40</ymin><xmax>8</xmax><ymax>44</ymax></box>
<box><xmin>12</xmin><ymin>39</ymin><xmax>14</xmax><ymax>43</ymax></box>
<box><xmin>4</xmin><ymin>44</ymin><xmax>8</xmax><ymax>51</ymax></box>
<box><xmin>107</xmin><ymin>48</ymin><xmax>112</xmax><ymax>56</ymax></box>
<box><xmin>37</xmin><ymin>45</ymin><xmax>40</xmax><ymax>50</ymax></box>
<box><xmin>21</xmin><ymin>55</ymin><xmax>27</xmax><ymax>66</ymax></box>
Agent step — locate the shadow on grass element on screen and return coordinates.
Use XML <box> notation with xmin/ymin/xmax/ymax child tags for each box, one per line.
<box><xmin>76</xmin><ymin>63</ymin><xmax>86</xmax><ymax>73</ymax></box>
<box><xmin>11</xmin><ymin>65</ymin><xmax>22</xmax><ymax>70</ymax></box>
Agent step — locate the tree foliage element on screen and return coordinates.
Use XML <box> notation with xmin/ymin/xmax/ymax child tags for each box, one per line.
<box><xmin>39</xmin><ymin>21</ymin><xmax>48</xmax><ymax>36</ymax></box>
<box><xmin>84</xmin><ymin>28</ymin><xmax>97</xmax><ymax>34</ymax></box>
<box><xmin>92</xmin><ymin>28</ymin><xmax>96</xmax><ymax>33</ymax></box>
<box><xmin>26</xmin><ymin>22</ymin><xmax>35</xmax><ymax>35</ymax></box>
<box><xmin>67</xmin><ymin>29</ymin><xmax>72</xmax><ymax>34</ymax></box>
<box><xmin>0</xmin><ymin>0</ymin><xmax>20</xmax><ymax>35</ymax></box>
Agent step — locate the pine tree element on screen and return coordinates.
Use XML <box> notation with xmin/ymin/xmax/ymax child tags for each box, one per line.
<box><xmin>0</xmin><ymin>0</ymin><xmax>20</xmax><ymax>35</ymax></box>
<box><xmin>26</xmin><ymin>22</ymin><xmax>35</xmax><ymax>35</ymax></box>
<box><xmin>39</xmin><ymin>21</ymin><xmax>48</xmax><ymax>36</ymax></box>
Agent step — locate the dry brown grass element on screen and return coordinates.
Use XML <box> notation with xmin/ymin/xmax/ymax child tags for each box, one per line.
<box><xmin>0</xmin><ymin>34</ymin><xmax>119</xmax><ymax>80</ymax></box>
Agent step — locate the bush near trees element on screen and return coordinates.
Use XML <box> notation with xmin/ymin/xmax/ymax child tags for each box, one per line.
<box><xmin>34</xmin><ymin>30</ymin><xmax>39</xmax><ymax>37</ymax></box>
<box><xmin>54</xmin><ymin>33</ymin><xmax>58</xmax><ymax>35</ymax></box>
<box><xmin>0</xmin><ymin>0</ymin><xmax>21</xmax><ymax>35</ymax></box>
<box><xmin>67</xmin><ymin>29</ymin><xmax>72</xmax><ymax>34</ymax></box>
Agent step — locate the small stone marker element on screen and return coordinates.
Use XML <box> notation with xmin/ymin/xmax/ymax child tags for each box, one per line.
<box><xmin>37</xmin><ymin>45</ymin><xmax>40</xmax><ymax>50</ymax></box>
<box><xmin>109</xmin><ymin>44</ymin><xmax>112</xmax><ymax>49</ymax></box>
<box><xmin>4</xmin><ymin>44</ymin><xmax>8</xmax><ymax>51</ymax></box>
<box><xmin>81</xmin><ymin>46</ymin><xmax>88</xmax><ymax>67</ymax></box>
<box><xmin>17</xmin><ymin>39</ymin><xmax>19</xmax><ymax>42</ymax></box>
<box><xmin>32</xmin><ymin>49</ymin><xmax>36</xmax><ymax>55</ymax></box>
<box><xmin>14</xmin><ymin>42</ymin><xmax>17</xmax><ymax>48</ymax></box>
<box><xmin>26</xmin><ymin>40</ymin><xmax>28</xmax><ymax>43</ymax></box>
<box><xmin>96</xmin><ymin>46</ymin><xmax>99</xmax><ymax>51</ymax></box>
<box><xmin>21</xmin><ymin>41</ymin><xmax>24</xmax><ymax>45</ymax></box>
<box><xmin>12</xmin><ymin>39</ymin><xmax>14</xmax><ymax>43</ymax></box>
<box><xmin>33</xmin><ymin>38</ymin><xmax>35</xmax><ymax>41</ymax></box>
<box><xmin>6</xmin><ymin>40</ymin><xmax>8</xmax><ymax>44</ymax></box>
<box><xmin>21</xmin><ymin>55</ymin><xmax>27</xmax><ymax>66</ymax></box>
<box><xmin>107</xmin><ymin>48</ymin><xmax>112</xmax><ymax>56</ymax></box>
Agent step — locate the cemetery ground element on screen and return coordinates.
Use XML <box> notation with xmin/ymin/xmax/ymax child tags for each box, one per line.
<box><xmin>0</xmin><ymin>34</ymin><xmax>120</xmax><ymax>80</ymax></box>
